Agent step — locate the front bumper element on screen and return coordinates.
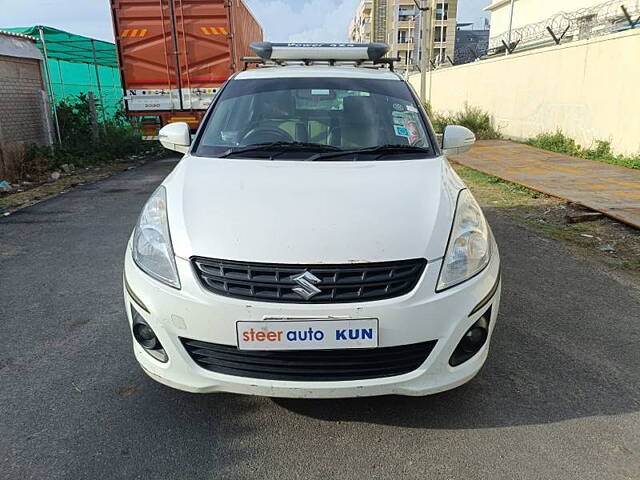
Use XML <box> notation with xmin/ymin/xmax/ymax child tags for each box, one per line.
<box><xmin>123</xmin><ymin>243</ymin><xmax>501</xmax><ymax>398</ymax></box>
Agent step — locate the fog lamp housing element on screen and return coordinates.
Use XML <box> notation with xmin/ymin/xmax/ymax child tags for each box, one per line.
<box><xmin>449</xmin><ymin>308</ymin><xmax>491</xmax><ymax>367</ymax></box>
<box><xmin>130</xmin><ymin>305</ymin><xmax>168</xmax><ymax>363</ymax></box>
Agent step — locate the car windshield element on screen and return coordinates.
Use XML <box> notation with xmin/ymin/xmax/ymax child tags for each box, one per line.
<box><xmin>194</xmin><ymin>77</ymin><xmax>435</xmax><ymax>160</ymax></box>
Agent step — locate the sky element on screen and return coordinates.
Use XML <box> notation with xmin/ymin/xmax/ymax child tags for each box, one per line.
<box><xmin>0</xmin><ymin>0</ymin><xmax>491</xmax><ymax>43</ymax></box>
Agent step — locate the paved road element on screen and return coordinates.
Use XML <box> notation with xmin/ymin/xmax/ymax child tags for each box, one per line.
<box><xmin>1</xmin><ymin>158</ymin><xmax>639</xmax><ymax>480</ymax></box>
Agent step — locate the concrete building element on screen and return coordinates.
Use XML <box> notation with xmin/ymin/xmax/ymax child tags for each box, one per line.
<box><xmin>453</xmin><ymin>23</ymin><xmax>489</xmax><ymax>65</ymax></box>
<box><xmin>349</xmin><ymin>0</ymin><xmax>388</xmax><ymax>42</ymax></box>
<box><xmin>349</xmin><ymin>0</ymin><xmax>458</xmax><ymax>73</ymax></box>
<box><xmin>386</xmin><ymin>0</ymin><xmax>420</xmax><ymax>70</ymax></box>
<box><xmin>349</xmin><ymin>1</ymin><xmax>374</xmax><ymax>42</ymax></box>
<box><xmin>0</xmin><ymin>30</ymin><xmax>53</xmax><ymax>181</ymax></box>
<box><xmin>405</xmin><ymin>0</ymin><xmax>458</xmax><ymax>70</ymax></box>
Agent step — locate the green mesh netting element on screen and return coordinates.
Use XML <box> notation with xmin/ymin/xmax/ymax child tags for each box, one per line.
<box><xmin>2</xmin><ymin>26</ymin><xmax>123</xmax><ymax>118</ymax></box>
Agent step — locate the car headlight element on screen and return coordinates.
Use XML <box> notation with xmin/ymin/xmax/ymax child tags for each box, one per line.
<box><xmin>437</xmin><ymin>189</ymin><xmax>491</xmax><ymax>291</ymax></box>
<box><xmin>132</xmin><ymin>186</ymin><xmax>181</xmax><ymax>289</ymax></box>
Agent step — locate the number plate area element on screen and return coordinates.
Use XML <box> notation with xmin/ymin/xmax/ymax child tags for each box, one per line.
<box><xmin>236</xmin><ymin>319</ymin><xmax>379</xmax><ymax>351</ymax></box>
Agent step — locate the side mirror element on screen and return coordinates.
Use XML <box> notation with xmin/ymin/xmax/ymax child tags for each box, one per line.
<box><xmin>442</xmin><ymin>125</ymin><xmax>476</xmax><ymax>156</ymax></box>
<box><xmin>158</xmin><ymin>122</ymin><xmax>191</xmax><ymax>154</ymax></box>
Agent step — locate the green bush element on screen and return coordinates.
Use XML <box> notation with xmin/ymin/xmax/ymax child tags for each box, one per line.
<box><xmin>424</xmin><ymin>103</ymin><xmax>501</xmax><ymax>140</ymax></box>
<box><xmin>526</xmin><ymin>131</ymin><xmax>580</xmax><ymax>156</ymax></box>
<box><xmin>20</xmin><ymin>94</ymin><xmax>162</xmax><ymax>180</ymax></box>
<box><xmin>422</xmin><ymin>101</ymin><xmax>434</xmax><ymax>121</ymax></box>
<box><xmin>52</xmin><ymin>93</ymin><xmax>152</xmax><ymax>166</ymax></box>
<box><xmin>527</xmin><ymin>131</ymin><xmax>640</xmax><ymax>169</ymax></box>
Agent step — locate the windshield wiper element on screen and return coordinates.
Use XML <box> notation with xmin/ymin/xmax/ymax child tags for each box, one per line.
<box><xmin>218</xmin><ymin>142</ymin><xmax>341</xmax><ymax>159</ymax></box>
<box><xmin>307</xmin><ymin>144</ymin><xmax>430</xmax><ymax>162</ymax></box>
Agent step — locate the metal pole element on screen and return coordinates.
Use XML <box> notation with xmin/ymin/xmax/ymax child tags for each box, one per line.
<box><xmin>405</xmin><ymin>39</ymin><xmax>410</xmax><ymax>79</ymax></box>
<box><xmin>507</xmin><ymin>0</ymin><xmax>515</xmax><ymax>53</ymax></box>
<box><xmin>427</xmin><ymin>0</ymin><xmax>435</xmax><ymax>104</ymax></box>
<box><xmin>372</xmin><ymin>0</ymin><xmax>377</xmax><ymax>42</ymax></box>
<box><xmin>393</xmin><ymin>0</ymin><xmax>399</xmax><ymax>65</ymax></box>
<box><xmin>419</xmin><ymin>0</ymin><xmax>428</xmax><ymax>102</ymax></box>
<box><xmin>411</xmin><ymin>5</ymin><xmax>418</xmax><ymax>74</ymax></box>
<box><xmin>405</xmin><ymin>7</ymin><xmax>412</xmax><ymax>79</ymax></box>
<box><xmin>438</xmin><ymin>1</ymin><xmax>445</xmax><ymax>65</ymax></box>
<box><xmin>38</xmin><ymin>26</ymin><xmax>62</xmax><ymax>143</ymax></box>
<box><xmin>56</xmin><ymin>60</ymin><xmax>65</xmax><ymax>99</ymax></box>
<box><xmin>88</xmin><ymin>92</ymin><xmax>100</xmax><ymax>142</ymax></box>
<box><xmin>90</xmin><ymin>39</ymin><xmax>107</xmax><ymax>123</ymax></box>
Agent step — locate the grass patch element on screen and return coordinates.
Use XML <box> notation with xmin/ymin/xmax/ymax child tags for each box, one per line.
<box><xmin>527</xmin><ymin>131</ymin><xmax>640</xmax><ymax>169</ymax></box>
<box><xmin>425</xmin><ymin>103</ymin><xmax>501</xmax><ymax>140</ymax></box>
<box><xmin>455</xmin><ymin>166</ymin><xmax>541</xmax><ymax>204</ymax></box>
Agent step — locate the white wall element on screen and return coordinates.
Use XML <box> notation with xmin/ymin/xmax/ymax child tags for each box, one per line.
<box><xmin>409</xmin><ymin>29</ymin><xmax>640</xmax><ymax>155</ymax></box>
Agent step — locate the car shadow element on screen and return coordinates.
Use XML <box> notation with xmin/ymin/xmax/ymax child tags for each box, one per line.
<box><xmin>272</xmin><ymin>214</ymin><xmax>640</xmax><ymax>430</ymax></box>
<box><xmin>273</xmin><ymin>310</ymin><xmax>639</xmax><ymax>429</ymax></box>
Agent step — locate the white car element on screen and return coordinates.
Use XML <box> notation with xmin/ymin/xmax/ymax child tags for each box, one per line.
<box><xmin>123</xmin><ymin>43</ymin><xmax>501</xmax><ymax>398</ymax></box>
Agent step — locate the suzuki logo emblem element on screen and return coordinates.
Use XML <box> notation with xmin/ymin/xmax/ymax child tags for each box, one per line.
<box><xmin>291</xmin><ymin>271</ymin><xmax>322</xmax><ymax>300</ymax></box>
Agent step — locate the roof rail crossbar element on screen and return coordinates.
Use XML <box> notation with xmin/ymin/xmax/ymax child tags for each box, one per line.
<box><xmin>240</xmin><ymin>56</ymin><xmax>265</xmax><ymax>70</ymax></box>
<box><xmin>374</xmin><ymin>57</ymin><xmax>401</xmax><ymax>72</ymax></box>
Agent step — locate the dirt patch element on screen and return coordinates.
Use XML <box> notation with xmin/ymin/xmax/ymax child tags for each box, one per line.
<box><xmin>454</xmin><ymin>164</ymin><xmax>640</xmax><ymax>288</ymax></box>
<box><xmin>115</xmin><ymin>384</ymin><xmax>140</xmax><ymax>397</ymax></box>
<box><xmin>0</xmin><ymin>161</ymin><xmax>144</xmax><ymax>215</ymax></box>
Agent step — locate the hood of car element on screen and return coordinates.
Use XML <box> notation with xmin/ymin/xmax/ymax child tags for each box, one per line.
<box><xmin>165</xmin><ymin>156</ymin><xmax>464</xmax><ymax>264</ymax></box>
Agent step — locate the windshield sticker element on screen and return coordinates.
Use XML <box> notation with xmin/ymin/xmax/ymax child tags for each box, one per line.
<box><xmin>393</xmin><ymin>103</ymin><xmax>405</xmax><ymax>111</ymax></box>
<box><xmin>406</xmin><ymin>105</ymin><xmax>418</xmax><ymax>113</ymax></box>
<box><xmin>394</xmin><ymin>125</ymin><xmax>409</xmax><ymax>138</ymax></box>
<box><xmin>392</xmin><ymin>111</ymin><xmax>406</xmax><ymax>123</ymax></box>
<box><xmin>311</xmin><ymin>89</ymin><xmax>331</xmax><ymax>95</ymax></box>
<box><xmin>404</xmin><ymin>118</ymin><xmax>421</xmax><ymax>144</ymax></box>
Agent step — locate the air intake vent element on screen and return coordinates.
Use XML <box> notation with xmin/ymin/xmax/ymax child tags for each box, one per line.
<box><xmin>181</xmin><ymin>338</ymin><xmax>437</xmax><ymax>381</ymax></box>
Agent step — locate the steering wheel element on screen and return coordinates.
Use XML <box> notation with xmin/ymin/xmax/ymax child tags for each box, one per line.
<box><xmin>240</xmin><ymin>126</ymin><xmax>293</xmax><ymax>145</ymax></box>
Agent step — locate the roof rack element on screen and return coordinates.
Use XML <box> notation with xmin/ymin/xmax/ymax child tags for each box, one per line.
<box><xmin>242</xmin><ymin>42</ymin><xmax>401</xmax><ymax>71</ymax></box>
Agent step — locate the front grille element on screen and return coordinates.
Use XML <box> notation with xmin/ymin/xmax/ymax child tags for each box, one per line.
<box><xmin>191</xmin><ymin>257</ymin><xmax>427</xmax><ymax>303</ymax></box>
<box><xmin>181</xmin><ymin>338</ymin><xmax>438</xmax><ymax>381</ymax></box>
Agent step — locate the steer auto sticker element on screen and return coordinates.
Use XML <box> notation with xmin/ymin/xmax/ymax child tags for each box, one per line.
<box><xmin>237</xmin><ymin>319</ymin><xmax>378</xmax><ymax>350</ymax></box>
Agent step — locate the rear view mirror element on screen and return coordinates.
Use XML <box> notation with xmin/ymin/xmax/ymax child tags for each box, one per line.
<box><xmin>296</xmin><ymin>89</ymin><xmax>337</xmax><ymax>100</ymax></box>
<box><xmin>442</xmin><ymin>125</ymin><xmax>476</xmax><ymax>156</ymax></box>
<box><xmin>159</xmin><ymin>122</ymin><xmax>191</xmax><ymax>154</ymax></box>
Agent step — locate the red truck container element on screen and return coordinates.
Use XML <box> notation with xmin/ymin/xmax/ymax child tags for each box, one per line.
<box><xmin>110</xmin><ymin>0</ymin><xmax>263</xmax><ymax>138</ymax></box>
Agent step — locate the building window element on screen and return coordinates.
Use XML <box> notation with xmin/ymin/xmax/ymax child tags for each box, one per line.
<box><xmin>398</xmin><ymin>9</ymin><xmax>417</xmax><ymax>22</ymax></box>
<box><xmin>436</xmin><ymin>3</ymin><xmax>448</xmax><ymax>20</ymax></box>
<box><xmin>434</xmin><ymin>26</ymin><xmax>447</xmax><ymax>41</ymax></box>
<box><xmin>398</xmin><ymin>29</ymin><xmax>408</xmax><ymax>44</ymax></box>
